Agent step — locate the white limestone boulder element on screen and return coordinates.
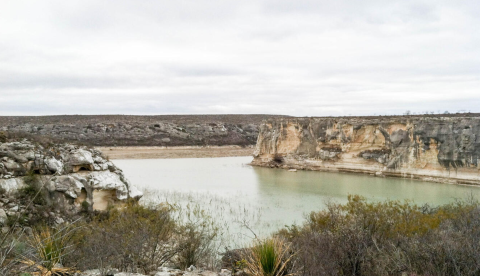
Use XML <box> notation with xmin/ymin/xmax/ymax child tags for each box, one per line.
<box><xmin>45</xmin><ymin>157</ymin><xmax>63</xmax><ymax>174</ymax></box>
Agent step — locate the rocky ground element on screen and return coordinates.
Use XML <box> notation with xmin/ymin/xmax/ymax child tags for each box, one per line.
<box><xmin>0</xmin><ymin>114</ymin><xmax>286</xmax><ymax>147</ymax></box>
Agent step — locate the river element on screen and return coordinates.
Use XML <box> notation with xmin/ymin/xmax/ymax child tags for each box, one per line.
<box><xmin>114</xmin><ymin>156</ymin><xmax>480</xmax><ymax>243</ymax></box>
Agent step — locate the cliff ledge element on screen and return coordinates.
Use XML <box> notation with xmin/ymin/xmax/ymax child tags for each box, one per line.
<box><xmin>252</xmin><ymin>114</ymin><xmax>480</xmax><ymax>185</ymax></box>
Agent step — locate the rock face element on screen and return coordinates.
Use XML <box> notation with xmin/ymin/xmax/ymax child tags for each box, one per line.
<box><xmin>0</xmin><ymin>115</ymin><xmax>286</xmax><ymax>147</ymax></box>
<box><xmin>252</xmin><ymin>114</ymin><xmax>480</xmax><ymax>185</ymax></box>
<box><xmin>0</xmin><ymin>139</ymin><xmax>142</xmax><ymax>215</ymax></box>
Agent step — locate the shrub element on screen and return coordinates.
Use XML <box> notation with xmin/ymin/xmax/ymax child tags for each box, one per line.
<box><xmin>19</xmin><ymin>171</ymin><xmax>46</xmax><ymax>206</ymax></box>
<box><xmin>2</xmin><ymin>131</ymin><xmax>57</xmax><ymax>149</ymax></box>
<box><xmin>174</xmin><ymin>204</ymin><xmax>221</xmax><ymax>270</ymax></box>
<box><xmin>22</xmin><ymin>225</ymin><xmax>77</xmax><ymax>275</ymax></box>
<box><xmin>0</xmin><ymin>131</ymin><xmax>6</xmax><ymax>143</ymax></box>
<box><xmin>277</xmin><ymin>195</ymin><xmax>480</xmax><ymax>276</ymax></box>
<box><xmin>245</xmin><ymin>237</ymin><xmax>294</xmax><ymax>276</ymax></box>
<box><xmin>68</xmin><ymin>202</ymin><xmax>177</xmax><ymax>274</ymax></box>
<box><xmin>0</xmin><ymin>236</ymin><xmax>19</xmax><ymax>275</ymax></box>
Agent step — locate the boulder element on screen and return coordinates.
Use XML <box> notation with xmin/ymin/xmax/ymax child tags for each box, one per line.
<box><xmin>45</xmin><ymin>157</ymin><xmax>63</xmax><ymax>174</ymax></box>
<box><xmin>68</xmin><ymin>149</ymin><xmax>94</xmax><ymax>166</ymax></box>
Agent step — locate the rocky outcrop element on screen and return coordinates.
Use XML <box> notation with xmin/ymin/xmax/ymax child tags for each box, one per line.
<box><xmin>0</xmin><ymin>139</ymin><xmax>142</xmax><ymax>221</ymax></box>
<box><xmin>0</xmin><ymin>115</ymin><xmax>286</xmax><ymax>147</ymax></box>
<box><xmin>252</xmin><ymin>114</ymin><xmax>480</xmax><ymax>185</ymax></box>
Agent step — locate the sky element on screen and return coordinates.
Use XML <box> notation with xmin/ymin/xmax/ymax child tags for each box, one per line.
<box><xmin>0</xmin><ymin>0</ymin><xmax>479</xmax><ymax>116</ymax></box>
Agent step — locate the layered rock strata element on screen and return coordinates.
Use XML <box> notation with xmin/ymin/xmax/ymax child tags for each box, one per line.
<box><xmin>252</xmin><ymin>115</ymin><xmax>480</xmax><ymax>185</ymax></box>
<box><xmin>0</xmin><ymin>139</ymin><xmax>142</xmax><ymax>220</ymax></box>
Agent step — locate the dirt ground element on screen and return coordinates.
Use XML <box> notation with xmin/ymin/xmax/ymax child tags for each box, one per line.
<box><xmin>96</xmin><ymin>146</ymin><xmax>255</xmax><ymax>159</ymax></box>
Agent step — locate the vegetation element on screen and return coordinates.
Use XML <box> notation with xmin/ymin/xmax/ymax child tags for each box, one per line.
<box><xmin>69</xmin><ymin>201</ymin><xmax>177</xmax><ymax>273</ymax></box>
<box><xmin>20</xmin><ymin>171</ymin><xmax>46</xmax><ymax>206</ymax></box>
<box><xmin>22</xmin><ymin>225</ymin><xmax>77</xmax><ymax>275</ymax></box>
<box><xmin>277</xmin><ymin>195</ymin><xmax>480</xmax><ymax>276</ymax></box>
<box><xmin>245</xmin><ymin>238</ymin><xmax>294</xmax><ymax>276</ymax></box>
<box><xmin>0</xmin><ymin>131</ymin><xmax>6</xmax><ymax>143</ymax></box>
<box><xmin>1</xmin><ymin>193</ymin><xmax>480</xmax><ymax>275</ymax></box>
<box><xmin>0</xmin><ymin>131</ymin><xmax>59</xmax><ymax>148</ymax></box>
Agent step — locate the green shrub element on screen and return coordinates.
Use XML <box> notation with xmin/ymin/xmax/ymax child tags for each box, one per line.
<box><xmin>277</xmin><ymin>195</ymin><xmax>480</xmax><ymax>276</ymax></box>
<box><xmin>22</xmin><ymin>225</ymin><xmax>77</xmax><ymax>275</ymax></box>
<box><xmin>80</xmin><ymin>200</ymin><xmax>90</xmax><ymax>214</ymax></box>
<box><xmin>245</xmin><ymin>238</ymin><xmax>294</xmax><ymax>276</ymax></box>
<box><xmin>18</xmin><ymin>171</ymin><xmax>46</xmax><ymax>206</ymax></box>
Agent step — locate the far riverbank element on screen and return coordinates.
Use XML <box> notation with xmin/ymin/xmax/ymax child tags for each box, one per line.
<box><xmin>96</xmin><ymin>145</ymin><xmax>254</xmax><ymax>159</ymax></box>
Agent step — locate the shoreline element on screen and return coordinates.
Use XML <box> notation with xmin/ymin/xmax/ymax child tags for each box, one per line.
<box><xmin>250</xmin><ymin>160</ymin><xmax>480</xmax><ymax>187</ymax></box>
<box><xmin>96</xmin><ymin>145</ymin><xmax>254</xmax><ymax>159</ymax></box>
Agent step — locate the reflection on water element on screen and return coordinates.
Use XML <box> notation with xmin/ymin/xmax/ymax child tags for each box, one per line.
<box><xmin>114</xmin><ymin>156</ymin><xmax>480</xmax><ymax>238</ymax></box>
<box><xmin>252</xmin><ymin>165</ymin><xmax>479</xmax><ymax>205</ymax></box>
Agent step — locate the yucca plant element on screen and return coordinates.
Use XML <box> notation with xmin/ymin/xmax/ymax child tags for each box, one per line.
<box><xmin>246</xmin><ymin>237</ymin><xmax>295</xmax><ymax>276</ymax></box>
<box><xmin>22</xmin><ymin>225</ymin><xmax>77</xmax><ymax>276</ymax></box>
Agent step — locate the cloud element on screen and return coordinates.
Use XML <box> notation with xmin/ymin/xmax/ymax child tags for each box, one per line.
<box><xmin>0</xmin><ymin>0</ymin><xmax>478</xmax><ymax>116</ymax></box>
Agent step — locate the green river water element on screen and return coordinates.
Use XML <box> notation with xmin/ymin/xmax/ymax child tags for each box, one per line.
<box><xmin>114</xmin><ymin>156</ymin><xmax>480</xmax><ymax>242</ymax></box>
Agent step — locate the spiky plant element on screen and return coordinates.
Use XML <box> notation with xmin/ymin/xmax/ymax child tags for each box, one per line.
<box><xmin>22</xmin><ymin>225</ymin><xmax>77</xmax><ymax>276</ymax></box>
<box><xmin>246</xmin><ymin>237</ymin><xmax>295</xmax><ymax>276</ymax></box>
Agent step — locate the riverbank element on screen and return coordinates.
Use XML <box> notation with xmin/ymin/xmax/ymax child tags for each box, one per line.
<box><xmin>96</xmin><ymin>145</ymin><xmax>254</xmax><ymax>159</ymax></box>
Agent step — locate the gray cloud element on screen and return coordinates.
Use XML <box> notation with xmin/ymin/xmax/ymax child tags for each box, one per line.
<box><xmin>0</xmin><ymin>0</ymin><xmax>478</xmax><ymax>116</ymax></box>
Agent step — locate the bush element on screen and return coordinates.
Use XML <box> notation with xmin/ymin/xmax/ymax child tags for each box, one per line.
<box><xmin>1</xmin><ymin>131</ymin><xmax>58</xmax><ymax>149</ymax></box>
<box><xmin>22</xmin><ymin>225</ymin><xmax>77</xmax><ymax>275</ymax></box>
<box><xmin>0</xmin><ymin>131</ymin><xmax>6</xmax><ymax>143</ymax></box>
<box><xmin>173</xmin><ymin>204</ymin><xmax>222</xmax><ymax>270</ymax></box>
<box><xmin>68</xmin><ymin>202</ymin><xmax>177</xmax><ymax>274</ymax></box>
<box><xmin>277</xmin><ymin>195</ymin><xmax>480</xmax><ymax>276</ymax></box>
<box><xmin>19</xmin><ymin>171</ymin><xmax>46</xmax><ymax>206</ymax></box>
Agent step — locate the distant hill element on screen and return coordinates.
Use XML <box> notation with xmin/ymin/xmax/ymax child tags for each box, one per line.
<box><xmin>0</xmin><ymin>114</ymin><xmax>287</xmax><ymax>147</ymax></box>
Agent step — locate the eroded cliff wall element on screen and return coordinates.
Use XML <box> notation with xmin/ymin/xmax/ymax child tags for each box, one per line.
<box><xmin>0</xmin><ymin>139</ymin><xmax>142</xmax><ymax>226</ymax></box>
<box><xmin>252</xmin><ymin>115</ymin><xmax>480</xmax><ymax>185</ymax></box>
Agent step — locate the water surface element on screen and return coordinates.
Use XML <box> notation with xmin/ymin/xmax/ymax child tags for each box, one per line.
<box><xmin>115</xmin><ymin>157</ymin><xmax>480</xmax><ymax>239</ymax></box>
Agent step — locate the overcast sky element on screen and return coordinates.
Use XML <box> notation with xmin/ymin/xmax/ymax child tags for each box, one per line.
<box><xmin>0</xmin><ymin>0</ymin><xmax>479</xmax><ymax>116</ymax></box>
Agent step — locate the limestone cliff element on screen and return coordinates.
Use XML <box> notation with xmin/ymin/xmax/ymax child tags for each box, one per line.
<box><xmin>252</xmin><ymin>114</ymin><xmax>480</xmax><ymax>185</ymax></box>
<box><xmin>0</xmin><ymin>139</ymin><xmax>142</xmax><ymax>224</ymax></box>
